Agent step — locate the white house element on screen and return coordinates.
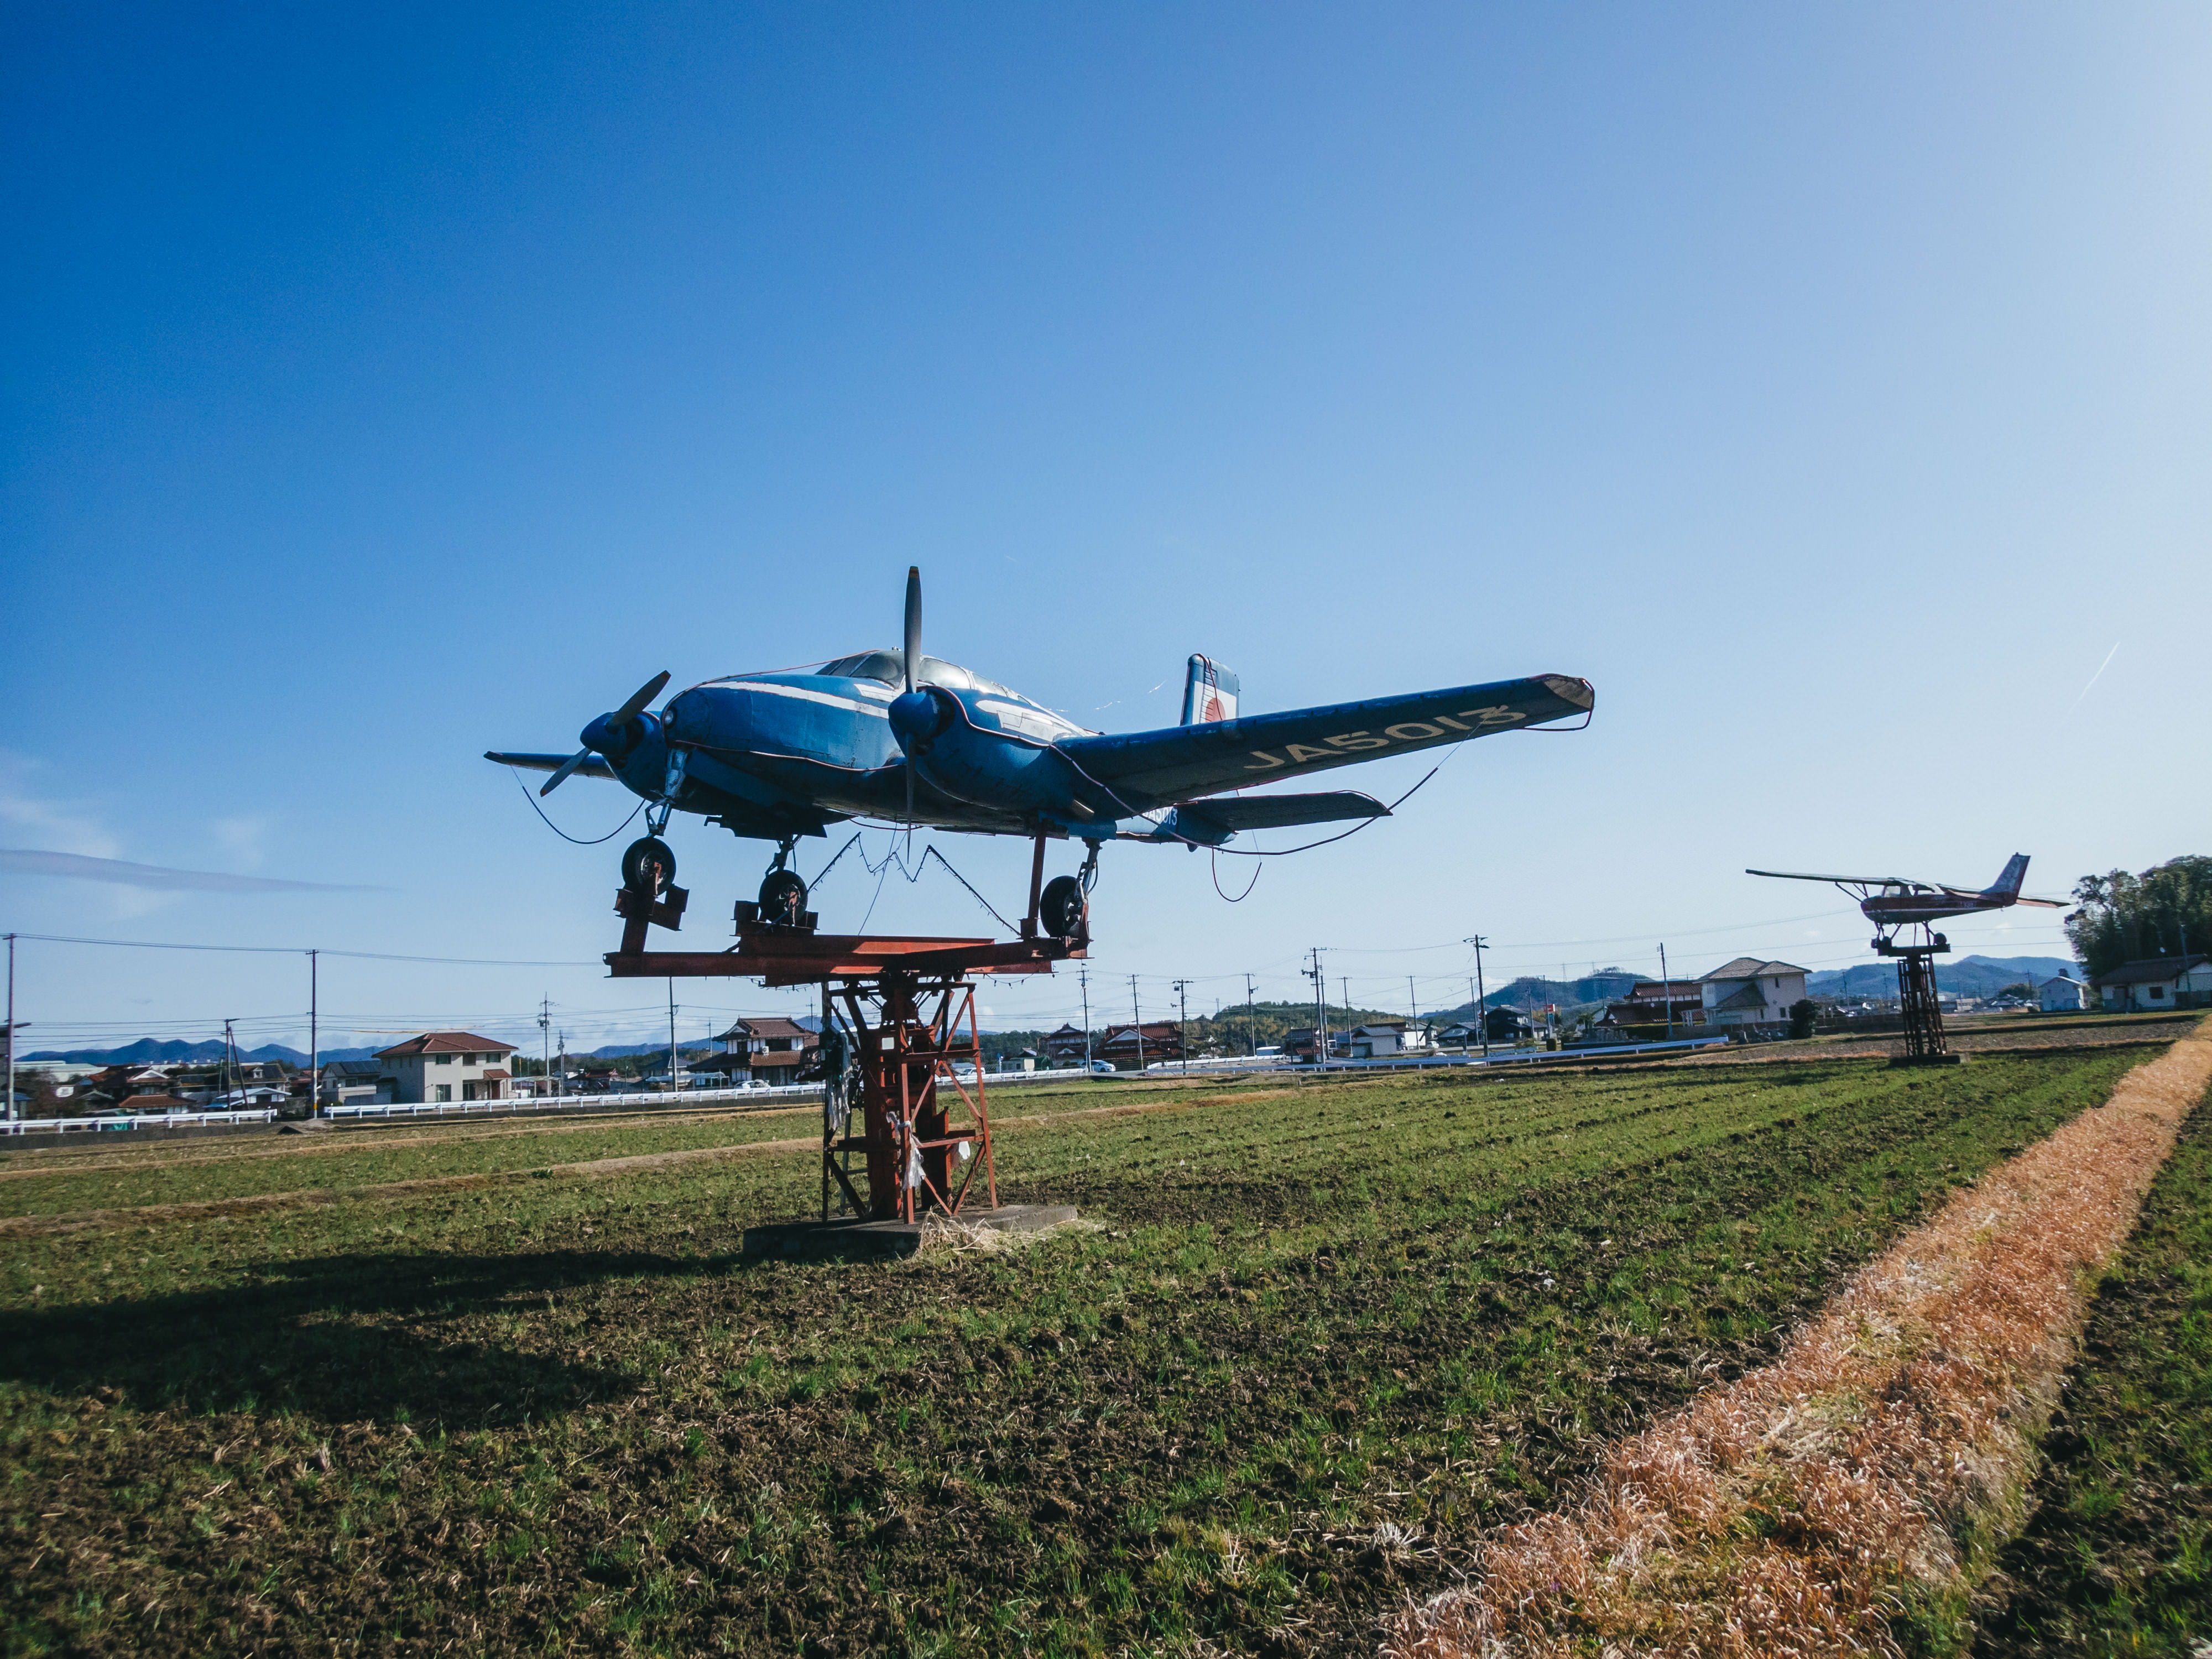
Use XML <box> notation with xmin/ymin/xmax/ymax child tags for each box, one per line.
<box><xmin>702</xmin><ymin>1018</ymin><xmax>820</xmax><ymax>1083</ymax></box>
<box><xmin>374</xmin><ymin>1031</ymin><xmax>519</xmax><ymax>1104</ymax></box>
<box><xmin>1698</xmin><ymin>958</ymin><xmax>1810</xmax><ymax>1030</ymax></box>
<box><xmin>1349</xmin><ymin>1021</ymin><xmax>1424</xmax><ymax>1058</ymax></box>
<box><xmin>2039</xmin><ymin>974</ymin><xmax>2090</xmax><ymax>1013</ymax></box>
<box><xmin>318</xmin><ymin>1058</ymin><xmax>387</xmax><ymax>1105</ymax></box>
<box><xmin>2093</xmin><ymin>956</ymin><xmax>2212</xmax><ymax>1013</ymax></box>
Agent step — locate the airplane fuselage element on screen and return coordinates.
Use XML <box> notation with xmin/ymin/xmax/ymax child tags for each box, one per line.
<box><xmin>1858</xmin><ymin>888</ymin><xmax>2024</xmax><ymax>928</ymax></box>
<box><xmin>646</xmin><ymin>659</ymin><xmax>1096</xmax><ymax>842</ymax></box>
<box><xmin>498</xmin><ymin>644</ymin><xmax>1595</xmax><ymax>852</ymax></box>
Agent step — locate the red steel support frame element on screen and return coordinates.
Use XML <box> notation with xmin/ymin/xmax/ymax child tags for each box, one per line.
<box><xmin>821</xmin><ymin>970</ymin><xmax>997</xmax><ymax>1223</ymax></box>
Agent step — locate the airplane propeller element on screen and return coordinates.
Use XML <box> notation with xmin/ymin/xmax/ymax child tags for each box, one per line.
<box><xmin>903</xmin><ymin>564</ymin><xmax>922</xmax><ymax>696</ymax></box>
<box><xmin>891</xmin><ymin>565</ymin><xmax>928</xmax><ymax>820</ymax></box>
<box><xmin>540</xmin><ymin>670</ymin><xmax>671</xmax><ymax>796</ymax></box>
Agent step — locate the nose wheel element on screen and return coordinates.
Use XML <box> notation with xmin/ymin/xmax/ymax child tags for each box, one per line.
<box><xmin>620</xmin><ymin>837</ymin><xmax>676</xmax><ymax>896</ymax></box>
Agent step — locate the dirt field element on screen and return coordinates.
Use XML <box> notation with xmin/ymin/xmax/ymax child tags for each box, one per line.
<box><xmin>0</xmin><ymin>1040</ymin><xmax>2174</xmax><ymax>1655</ymax></box>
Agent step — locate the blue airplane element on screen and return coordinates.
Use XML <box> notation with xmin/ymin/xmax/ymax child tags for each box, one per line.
<box><xmin>488</xmin><ymin>568</ymin><xmax>1594</xmax><ymax>937</ymax></box>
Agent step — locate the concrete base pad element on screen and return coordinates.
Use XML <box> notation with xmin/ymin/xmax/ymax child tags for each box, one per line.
<box><xmin>742</xmin><ymin>1203</ymin><xmax>1079</xmax><ymax>1262</ymax></box>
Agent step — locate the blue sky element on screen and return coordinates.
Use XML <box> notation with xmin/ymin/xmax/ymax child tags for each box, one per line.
<box><xmin>5</xmin><ymin>2</ymin><xmax>2207</xmax><ymax>1056</ymax></box>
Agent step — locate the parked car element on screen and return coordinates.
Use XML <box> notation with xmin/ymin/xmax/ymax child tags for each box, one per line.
<box><xmin>1087</xmin><ymin>1060</ymin><xmax>1117</xmax><ymax>1075</ymax></box>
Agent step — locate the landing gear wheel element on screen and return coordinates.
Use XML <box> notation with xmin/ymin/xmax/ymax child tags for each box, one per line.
<box><xmin>759</xmin><ymin>869</ymin><xmax>809</xmax><ymax>928</ymax></box>
<box><xmin>620</xmin><ymin>837</ymin><xmax>676</xmax><ymax>896</ymax></box>
<box><xmin>1040</xmin><ymin>875</ymin><xmax>1085</xmax><ymax>939</ymax></box>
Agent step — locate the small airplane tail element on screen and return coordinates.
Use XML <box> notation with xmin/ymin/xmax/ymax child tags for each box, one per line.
<box><xmin>1989</xmin><ymin>853</ymin><xmax>2031</xmax><ymax>898</ymax></box>
<box><xmin>1181</xmin><ymin>654</ymin><xmax>1240</xmax><ymax>726</ymax></box>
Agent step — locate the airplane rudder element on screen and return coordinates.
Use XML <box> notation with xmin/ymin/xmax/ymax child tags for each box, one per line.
<box><xmin>1181</xmin><ymin>654</ymin><xmax>1241</xmax><ymax>726</ymax></box>
<box><xmin>1995</xmin><ymin>853</ymin><xmax>2030</xmax><ymax>895</ymax></box>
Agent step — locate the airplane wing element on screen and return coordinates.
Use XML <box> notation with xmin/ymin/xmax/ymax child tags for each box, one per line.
<box><xmin>485</xmin><ymin>750</ymin><xmax>619</xmax><ymax>781</ymax></box>
<box><xmin>1746</xmin><ymin>868</ymin><xmax>1918</xmax><ymax>886</ymax></box>
<box><xmin>2007</xmin><ymin>896</ymin><xmax>2068</xmax><ymax>909</ymax></box>
<box><xmin>1172</xmin><ymin>790</ymin><xmax>1389</xmax><ymax>836</ymax></box>
<box><xmin>1059</xmin><ymin>674</ymin><xmax>1592</xmax><ymax>809</ymax></box>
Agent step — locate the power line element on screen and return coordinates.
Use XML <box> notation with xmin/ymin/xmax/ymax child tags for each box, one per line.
<box><xmin>4</xmin><ymin>932</ymin><xmax>601</xmax><ymax>967</ymax></box>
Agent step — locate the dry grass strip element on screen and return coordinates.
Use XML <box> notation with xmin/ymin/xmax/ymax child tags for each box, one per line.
<box><xmin>1384</xmin><ymin>1019</ymin><xmax>2212</xmax><ymax>1659</ymax></box>
<box><xmin>909</xmin><ymin>1212</ymin><xmax>1100</xmax><ymax>1259</ymax></box>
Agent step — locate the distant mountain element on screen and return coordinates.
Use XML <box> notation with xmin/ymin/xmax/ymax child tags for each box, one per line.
<box><xmin>26</xmin><ymin>1037</ymin><xmax>387</xmax><ymax>1067</ymax></box>
<box><xmin>1427</xmin><ymin>969</ymin><xmax>1639</xmax><ymax>1018</ymax></box>
<box><xmin>1808</xmin><ymin>954</ymin><xmax>2077</xmax><ymax>1001</ymax></box>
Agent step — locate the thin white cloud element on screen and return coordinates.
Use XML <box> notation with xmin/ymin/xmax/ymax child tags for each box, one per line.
<box><xmin>2065</xmin><ymin>641</ymin><xmax>2121</xmax><ymax>716</ymax></box>
<box><xmin>210</xmin><ymin>816</ymin><xmax>270</xmax><ymax>870</ymax></box>
<box><xmin>0</xmin><ymin>849</ymin><xmax>383</xmax><ymax>893</ymax></box>
<box><xmin>0</xmin><ymin>752</ymin><xmax>121</xmax><ymax>860</ymax></box>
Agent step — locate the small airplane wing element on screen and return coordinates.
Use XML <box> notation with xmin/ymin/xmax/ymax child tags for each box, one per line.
<box><xmin>1746</xmin><ymin>868</ymin><xmax>1919</xmax><ymax>886</ymax></box>
<box><xmin>485</xmin><ymin>750</ymin><xmax>619</xmax><ymax>781</ymax></box>
<box><xmin>1060</xmin><ymin>674</ymin><xmax>1592</xmax><ymax>808</ymax></box>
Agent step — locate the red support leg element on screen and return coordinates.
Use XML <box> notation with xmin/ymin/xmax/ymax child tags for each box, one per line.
<box><xmin>1022</xmin><ymin>833</ymin><xmax>1047</xmax><ymax>939</ymax></box>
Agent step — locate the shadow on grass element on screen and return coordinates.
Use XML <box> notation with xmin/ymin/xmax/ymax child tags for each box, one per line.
<box><xmin>0</xmin><ymin>1246</ymin><xmax>759</xmax><ymax>1426</ymax></box>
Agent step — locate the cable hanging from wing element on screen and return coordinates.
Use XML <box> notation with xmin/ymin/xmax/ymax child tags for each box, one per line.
<box><xmin>1212</xmin><ymin>846</ymin><xmax>1262</xmax><ymax>901</ymax></box>
<box><xmin>1053</xmin><ymin>748</ymin><xmax>1444</xmax><ymax>859</ymax></box>
<box><xmin>506</xmin><ymin>766</ymin><xmax>648</xmax><ymax>846</ymax></box>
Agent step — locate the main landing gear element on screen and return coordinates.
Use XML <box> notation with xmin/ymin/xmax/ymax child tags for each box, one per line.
<box><xmin>758</xmin><ymin>838</ymin><xmax>810</xmax><ymax>928</ymax></box>
<box><xmin>625</xmin><ymin>822</ymin><xmax>1094</xmax><ymax>944</ymax></box>
<box><xmin>1031</xmin><ymin>839</ymin><xmax>1099</xmax><ymax>942</ymax></box>
<box><xmin>719</xmin><ymin>836</ymin><xmax>816</xmax><ymax>933</ymax></box>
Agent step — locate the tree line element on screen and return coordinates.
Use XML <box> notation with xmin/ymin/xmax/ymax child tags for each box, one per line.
<box><xmin>2065</xmin><ymin>855</ymin><xmax>2210</xmax><ymax>979</ymax></box>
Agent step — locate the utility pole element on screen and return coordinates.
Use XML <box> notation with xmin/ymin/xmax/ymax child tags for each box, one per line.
<box><xmin>5</xmin><ymin>933</ymin><xmax>17</xmax><ymax>1124</ymax></box>
<box><xmin>1172</xmin><ymin>979</ymin><xmax>1190</xmax><ymax>1073</ymax></box>
<box><xmin>1340</xmin><ymin>977</ymin><xmax>1350</xmax><ymax>1055</ymax></box>
<box><xmin>1079</xmin><ymin>966</ymin><xmax>1092</xmax><ymax>1070</ymax></box>
<box><xmin>222</xmin><ymin>1018</ymin><xmax>238</xmax><ymax>1108</ymax></box>
<box><xmin>307</xmin><ymin>950</ymin><xmax>319</xmax><ymax>1116</ymax></box>
<box><xmin>1408</xmin><ymin>974</ymin><xmax>1418</xmax><ymax>1035</ymax></box>
<box><xmin>1304</xmin><ymin>948</ymin><xmax>1326</xmax><ymax>1068</ymax></box>
<box><xmin>1466</xmin><ymin>936</ymin><xmax>1489</xmax><ymax>1057</ymax></box>
<box><xmin>667</xmin><ymin>979</ymin><xmax>679</xmax><ymax>1092</ymax></box>
<box><xmin>1130</xmin><ymin>975</ymin><xmax>1145</xmax><ymax>1072</ymax></box>
<box><xmin>1244</xmin><ymin>972</ymin><xmax>1256</xmax><ymax>1057</ymax></box>
<box><xmin>1660</xmin><ymin>943</ymin><xmax>1673</xmax><ymax>1040</ymax></box>
<box><xmin>539</xmin><ymin>997</ymin><xmax>551</xmax><ymax>1097</ymax></box>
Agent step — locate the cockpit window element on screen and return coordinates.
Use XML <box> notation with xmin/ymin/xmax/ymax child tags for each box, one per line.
<box><xmin>816</xmin><ymin>651</ymin><xmax>1015</xmax><ymax>700</ymax></box>
<box><xmin>818</xmin><ymin>651</ymin><xmax>903</xmax><ymax>685</ymax></box>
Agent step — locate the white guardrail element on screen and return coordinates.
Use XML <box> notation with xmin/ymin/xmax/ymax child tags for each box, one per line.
<box><xmin>3</xmin><ymin>1107</ymin><xmax>280</xmax><ymax>1137</ymax></box>
<box><xmin>325</xmin><ymin>1067</ymin><xmax>1104</xmax><ymax>1121</ymax></box>
<box><xmin>4</xmin><ymin>1038</ymin><xmax>1730</xmax><ymax>1137</ymax></box>
<box><xmin>1272</xmin><ymin>1034</ymin><xmax>1731</xmax><ymax>1073</ymax></box>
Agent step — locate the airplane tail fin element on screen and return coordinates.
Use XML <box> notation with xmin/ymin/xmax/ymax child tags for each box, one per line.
<box><xmin>1990</xmin><ymin>853</ymin><xmax>2031</xmax><ymax>898</ymax></box>
<box><xmin>1180</xmin><ymin>654</ymin><xmax>1240</xmax><ymax>726</ymax></box>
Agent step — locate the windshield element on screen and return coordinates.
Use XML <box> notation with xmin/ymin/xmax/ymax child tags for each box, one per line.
<box><xmin>815</xmin><ymin>651</ymin><xmax>1015</xmax><ymax>700</ymax></box>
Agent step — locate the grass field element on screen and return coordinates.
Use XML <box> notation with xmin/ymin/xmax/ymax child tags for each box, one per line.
<box><xmin>1974</xmin><ymin>1074</ymin><xmax>2212</xmax><ymax>1656</ymax></box>
<box><xmin>0</xmin><ymin>1044</ymin><xmax>2166</xmax><ymax>1656</ymax></box>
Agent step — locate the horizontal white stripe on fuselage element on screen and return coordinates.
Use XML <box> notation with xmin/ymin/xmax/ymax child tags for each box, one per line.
<box><xmin>716</xmin><ymin>681</ymin><xmax>889</xmax><ymax>718</ymax></box>
<box><xmin>974</xmin><ymin>697</ymin><xmax>1088</xmax><ymax>739</ymax></box>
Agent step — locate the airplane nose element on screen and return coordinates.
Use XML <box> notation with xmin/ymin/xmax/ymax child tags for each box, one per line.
<box><xmin>581</xmin><ymin>711</ymin><xmax>650</xmax><ymax>760</ymax></box>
